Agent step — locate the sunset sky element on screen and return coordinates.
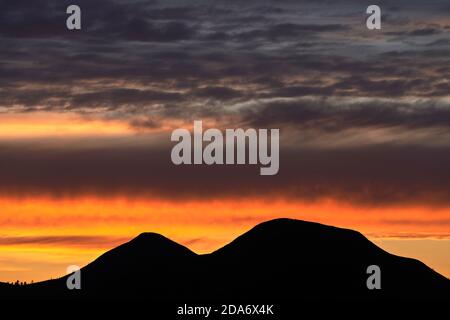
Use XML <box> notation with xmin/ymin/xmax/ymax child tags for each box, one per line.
<box><xmin>0</xmin><ymin>0</ymin><xmax>449</xmax><ymax>282</ymax></box>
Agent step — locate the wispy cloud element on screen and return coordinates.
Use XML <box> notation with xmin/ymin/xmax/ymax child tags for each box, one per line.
<box><xmin>0</xmin><ymin>235</ymin><xmax>128</xmax><ymax>248</ymax></box>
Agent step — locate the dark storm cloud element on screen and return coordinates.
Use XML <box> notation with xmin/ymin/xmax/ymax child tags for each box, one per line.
<box><xmin>1</xmin><ymin>141</ymin><xmax>450</xmax><ymax>206</ymax></box>
<box><xmin>69</xmin><ymin>89</ymin><xmax>182</xmax><ymax>109</ymax></box>
<box><xmin>193</xmin><ymin>86</ymin><xmax>243</xmax><ymax>101</ymax></box>
<box><xmin>145</xmin><ymin>6</ymin><xmax>199</xmax><ymax>21</ymax></box>
<box><xmin>234</xmin><ymin>23</ymin><xmax>349</xmax><ymax>41</ymax></box>
<box><xmin>0</xmin><ymin>0</ymin><xmax>65</xmax><ymax>39</ymax></box>
<box><xmin>129</xmin><ymin>117</ymin><xmax>160</xmax><ymax>129</ymax></box>
<box><xmin>0</xmin><ymin>0</ymin><xmax>200</xmax><ymax>45</ymax></box>
<box><xmin>386</xmin><ymin>27</ymin><xmax>444</xmax><ymax>38</ymax></box>
<box><xmin>0</xmin><ymin>88</ymin><xmax>70</xmax><ymax>107</ymax></box>
<box><xmin>0</xmin><ymin>87</ymin><xmax>184</xmax><ymax>112</ymax></box>
<box><xmin>240</xmin><ymin>97</ymin><xmax>450</xmax><ymax>133</ymax></box>
<box><xmin>107</xmin><ymin>19</ymin><xmax>197</xmax><ymax>42</ymax></box>
<box><xmin>407</xmin><ymin>28</ymin><xmax>443</xmax><ymax>36</ymax></box>
<box><xmin>1</xmin><ymin>47</ymin><xmax>448</xmax><ymax>125</ymax></box>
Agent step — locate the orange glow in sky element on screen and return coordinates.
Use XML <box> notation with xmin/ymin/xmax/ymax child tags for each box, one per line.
<box><xmin>0</xmin><ymin>113</ymin><xmax>448</xmax><ymax>283</ymax></box>
<box><xmin>0</xmin><ymin>113</ymin><xmax>134</xmax><ymax>138</ymax></box>
<box><xmin>0</xmin><ymin>196</ymin><xmax>449</xmax><ymax>282</ymax></box>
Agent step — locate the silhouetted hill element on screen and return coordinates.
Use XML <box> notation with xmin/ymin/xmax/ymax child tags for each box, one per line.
<box><xmin>1</xmin><ymin>218</ymin><xmax>449</xmax><ymax>300</ymax></box>
<box><xmin>209</xmin><ymin>219</ymin><xmax>449</xmax><ymax>299</ymax></box>
<box><xmin>83</xmin><ymin>232</ymin><xmax>196</xmax><ymax>276</ymax></box>
<box><xmin>213</xmin><ymin>219</ymin><xmax>385</xmax><ymax>260</ymax></box>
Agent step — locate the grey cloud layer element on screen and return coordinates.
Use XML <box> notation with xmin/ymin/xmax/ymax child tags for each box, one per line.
<box><xmin>0</xmin><ymin>0</ymin><xmax>449</xmax><ymax>134</ymax></box>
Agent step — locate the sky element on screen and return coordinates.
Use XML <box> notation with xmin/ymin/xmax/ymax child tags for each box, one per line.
<box><xmin>0</xmin><ymin>0</ymin><xmax>449</xmax><ymax>282</ymax></box>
